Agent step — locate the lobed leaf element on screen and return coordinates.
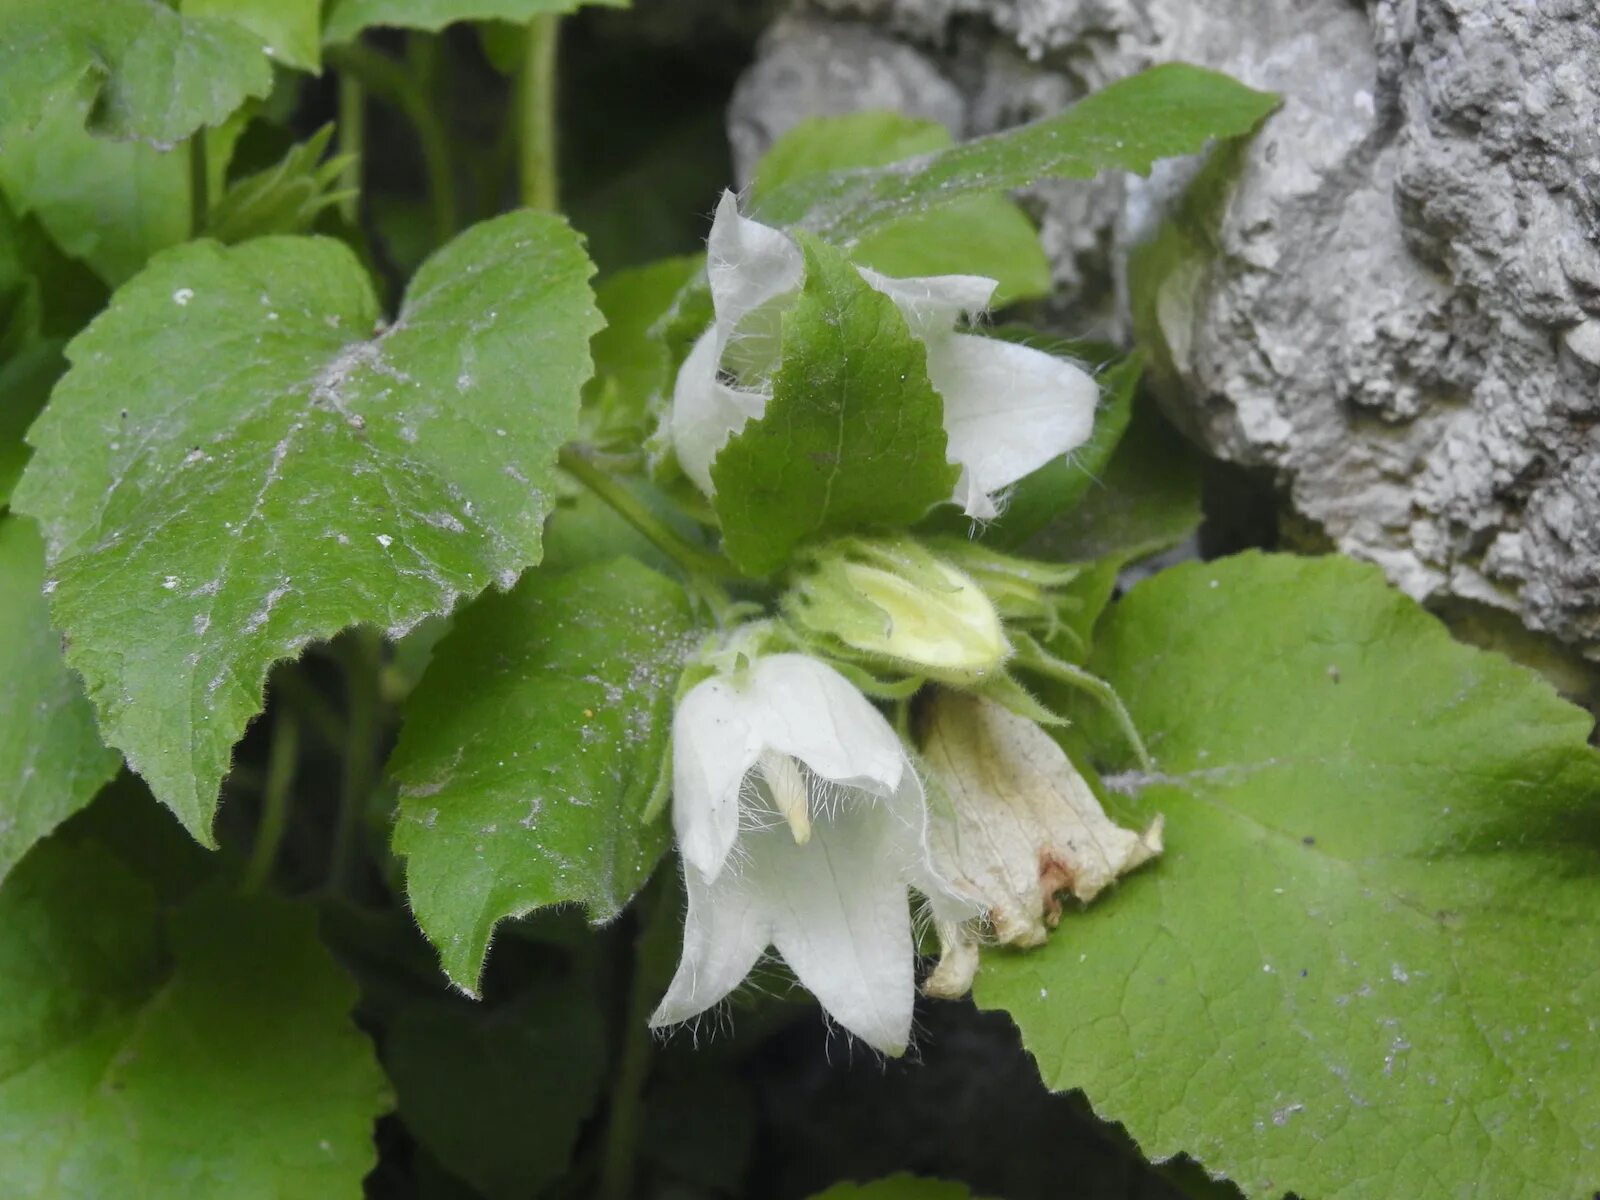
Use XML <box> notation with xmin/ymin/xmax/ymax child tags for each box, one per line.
<box><xmin>0</xmin><ymin>518</ymin><xmax>121</xmax><ymax>884</ymax></box>
<box><xmin>386</xmin><ymin>982</ymin><xmax>607</xmax><ymax>1200</ymax></box>
<box><xmin>977</xmin><ymin>552</ymin><xmax>1600</xmax><ymax>1199</ymax></box>
<box><xmin>753</xmin><ymin>112</ymin><xmax>1051</xmax><ymax>307</ymax></box>
<box><xmin>14</xmin><ymin>212</ymin><xmax>601</xmax><ymax>841</ymax></box>
<box><xmin>0</xmin><ymin>0</ymin><xmax>279</xmax><ymax>148</ymax></box>
<box><xmin>756</xmin><ymin>64</ymin><xmax>1278</xmax><ymax>247</ymax></box>
<box><xmin>390</xmin><ymin>556</ymin><xmax>701</xmax><ymax>991</ymax></box>
<box><xmin>0</xmin><ymin>833</ymin><xmax>389</xmax><ymax>1198</ymax></box>
<box><xmin>711</xmin><ymin>235</ymin><xmax>959</xmax><ymax>576</ymax></box>
<box><xmin>323</xmin><ymin>0</ymin><xmax>627</xmax><ymax>44</ymax></box>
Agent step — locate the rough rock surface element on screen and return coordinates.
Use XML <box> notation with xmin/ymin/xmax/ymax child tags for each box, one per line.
<box><xmin>728</xmin><ymin>0</ymin><xmax>1600</xmax><ymax>657</ymax></box>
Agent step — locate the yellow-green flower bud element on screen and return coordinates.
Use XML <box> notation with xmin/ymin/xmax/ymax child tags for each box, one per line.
<box><xmin>785</xmin><ymin>539</ymin><xmax>1010</xmax><ymax>684</ymax></box>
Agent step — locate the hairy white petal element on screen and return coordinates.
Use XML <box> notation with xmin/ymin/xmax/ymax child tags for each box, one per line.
<box><xmin>856</xmin><ymin>266</ymin><xmax>997</xmax><ymax>340</ymax></box>
<box><xmin>756</xmin><ymin>796</ymin><xmax>918</xmax><ymax>1054</ymax></box>
<box><xmin>672</xmin><ymin>672</ymin><xmax>765</xmax><ymax>879</ymax></box>
<box><xmin>742</xmin><ymin>654</ymin><xmax>904</xmax><ymax>796</ymax></box>
<box><xmin>649</xmin><ymin>860</ymin><xmax>770</xmax><ymax>1029</ymax></box>
<box><xmin>927</xmin><ymin>333</ymin><xmax>1099</xmax><ymax>518</ymax></box>
<box><xmin>669</xmin><ymin>329</ymin><xmax>768</xmax><ymax>496</ymax></box>
<box><xmin>707</xmin><ymin>190</ymin><xmax>803</xmax><ymax>345</ymax></box>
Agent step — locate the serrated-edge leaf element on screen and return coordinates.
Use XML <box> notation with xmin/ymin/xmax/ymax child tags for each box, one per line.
<box><xmin>0</xmin><ymin>517</ymin><xmax>121</xmax><ymax>884</ymax></box>
<box><xmin>0</xmin><ymin>1</ymin><xmax>275</xmax><ymax>149</ymax></box>
<box><xmin>757</xmin><ymin>64</ymin><xmax>1278</xmax><ymax>245</ymax></box>
<box><xmin>323</xmin><ymin>0</ymin><xmax>627</xmax><ymax>44</ymax></box>
<box><xmin>977</xmin><ymin>552</ymin><xmax>1600</xmax><ymax>1200</ymax></box>
<box><xmin>710</xmin><ymin>235</ymin><xmax>959</xmax><ymax>576</ymax></box>
<box><xmin>0</xmin><ymin>837</ymin><xmax>389</xmax><ymax>1198</ymax></box>
<box><xmin>391</xmin><ymin>556</ymin><xmax>700</xmax><ymax>991</ymax></box>
<box><xmin>14</xmin><ymin>212</ymin><xmax>601</xmax><ymax>841</ymax></box>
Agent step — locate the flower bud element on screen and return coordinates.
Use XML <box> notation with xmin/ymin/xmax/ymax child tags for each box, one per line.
<box><xmin>917</xmin><ymin>689</ymin><xmax>1162</xmax><ymax>999</ymax></box>
<box><xmin>785</xmin><ymin>539</ymin><xmax>1010</xmax><ymax>684</ymax></box>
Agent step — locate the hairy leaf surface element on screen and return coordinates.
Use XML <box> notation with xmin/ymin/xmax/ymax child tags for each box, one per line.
<box><xmin>757</xmin><ymin>65</ymin><xmax>1277</xmax><ymax>248</ymax></box>
<box><xmin>324</xmin><ymin>0</ymin><xmax>625</xmax><ymax>43</ymax></box>
<box><xmin>391</xmin><ymin>557</ymin><xmax>699</xmax><ymax>990</ymax></box>
<box><xmin>0</xmin><ymin>0</ymin><xmax>279</xmax><ymax>147</ymax></box>
<box><xmin>0</xmin><ymin>518</ymin><xmax>120</xmax><ymax>884</ymax></box>
<box><xmin>0</xmin><ymin>835</ymin><xmax>388</xmax><ymax>1198</ymax></box>
<box><xmin>14</xmin><ymin>213</ymin><xmax>601</xmax><ymax>840</ymax></box>
<box><xmin>753</xmin><ymin>112</ymin><xmax>1051</xmax><ymax>306</ymax></box>
<box><xmin>978</xmin><ymin>553</ymin><xmax>1600</xmax><ymax>1199</ymax></box>
<box><xmin>711</xmin><ymin>235</ymin><xmax>958</xmax><ymax>576</ymax></box>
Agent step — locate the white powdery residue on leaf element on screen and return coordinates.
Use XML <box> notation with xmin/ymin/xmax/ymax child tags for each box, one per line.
<box><xmin>241</xmin><ymin>580</ymin><xmax>292</xmax><ymax>636</ymax></box>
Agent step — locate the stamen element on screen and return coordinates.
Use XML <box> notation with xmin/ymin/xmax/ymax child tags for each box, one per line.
<box><xmin>758</xmin><ymin>750</ymin><xmax>811</xmax><ymax>845</ymax></box>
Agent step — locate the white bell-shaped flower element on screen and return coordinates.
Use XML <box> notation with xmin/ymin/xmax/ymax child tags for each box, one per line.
<box><xmin>651</xmin><ymin>652</ymin><xmax>971</xmax><ymax>1054</ymax></box>
<box><xmin>670</xmin><ymin>190</ymin><xmax>1100</xmax><ymax>520</ymax></box>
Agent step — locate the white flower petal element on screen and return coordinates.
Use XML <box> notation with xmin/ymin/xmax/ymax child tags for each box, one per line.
<box><xmin>671</xmin><ymin>672</ymin><xmax>766</xmax><ymax>879</ymax></box>
<box><xmin>926</xmin><ymin>333</ymin><xmax>1100</xmax><ymax>518</ymax></box>
<box><xmin>753</xmin><ymin>796</ymin><xmax>919</xmax><ymax>1054</ymax></box>
<box><xmin>649</xmin><ymin>860</ymin><xmax>770</xmax><ymax>1029</ymax></box>
<box><xmin>669</xmin><ymin>329</ymin><xmax>768</xmax><ymax>496</ymax></box>
<box><xmin>707</xmin><ymin>190</ymin><xmax>803</xmax><ymax>345</ymax></box>
<box><xmin>857</xmin><ymin>266</ymin><xmax>997</xmax><ymax>341</ymax></box>
<box><xmin>744</xmin><ymin>655</ymin><xmax>904</xmax><ymax>796</ymax></box>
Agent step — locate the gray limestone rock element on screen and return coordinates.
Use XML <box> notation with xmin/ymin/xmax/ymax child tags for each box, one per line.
<box><xmin>728</xmin><ymin>0</ymin><xmax>1600</xmax><ymax>658</ymax></box>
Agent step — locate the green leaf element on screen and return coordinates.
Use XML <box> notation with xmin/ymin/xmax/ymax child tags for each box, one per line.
<box><xmin>0</xmin><ymin>0</ymin><xmax>276</xmax><ymax>148</ymax></box>
<box><xmin>183</xmin><ymin>0</ymin><xmax>322</xmax><ymax>74</ymax></box>
<box><xmin>0</xmin><ymin>518</ymin><xmax>121</xmax><ymax>885</ymax></box>
<box><xmin>711</xmin><ymin>235</ymin><xmax>959</xmax><ymax>577</ymax></box>
<box><xmin>205</xmin><ymin>125</ymin><xmax>355</xmax><ymax>245</ymax></box>
<box><xmin>807</xmin><ymin>1177</ymin><xmax>975</xmax><ymax>1200</ymax></box>
<box><xmin>13</xmin><ymin>212</ymin><xmax>601</xmax><ymax>842</ymax></box>
<box><xmin>390</xmin><ymin>556</ymin><xmax>700</xmax><ymax>991</ymax></box>
<box><xmin>584</xmin><ymin>254</ymin><xmax>701</xmax><ymax>445</ymax></box>
<box><xmin>976</xmin><ymin>552</ymin><xmax>1600</xmax><ymax>1199</ymax></box>
<box><xmin>756</xmin><ymin>64</ymin><xmax>1278</xmax><ymax>247</ymax></box>
<box><xmin>0</xmin><ymin>343</ymin><xmax>62</xmax><ymax>506</ymax></box>
<box><xmin>323</xmin><ymin>0</ymin><xmax>626</xmax><ymax>44</ymax></box>
<box><xmin>387</xmin><ymin>983</ymin><xmax>607</xmax><ymax>1200</ymax></box>
<box><xmin>0</xmin><ymin>83</ymin><xmax>190</xmax><ymax>286</ymax></box>
<box><xmin>754</xmin><ymin>112</ymin><xmax>1051</xmax><ymax>306</ymax></box>
<box><xmin>0</xmin><ymin>836</ymin><xmax>389</xmax><ymax>1198</ymax></box>
<box><xmin>1022</xmin><ymin>397</ymin><xmax>1203</xmax><ymax>565</ymax></box>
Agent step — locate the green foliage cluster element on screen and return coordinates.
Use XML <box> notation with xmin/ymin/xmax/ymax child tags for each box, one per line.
<box><xmin>1</xmin><ymin>4</ymin><xmax>1595</xmax><ymax>1198</ymax></box>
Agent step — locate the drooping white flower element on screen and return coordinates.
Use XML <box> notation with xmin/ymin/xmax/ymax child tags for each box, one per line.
<box><xmin>651</xmin><ymin>652</ymin><xmax>971</xmax><ymax>1054</ymax></box>
<box><xmin>669</xmin><ymin>190</ymin><xmax>1100</xmax><ymax>520</ymax></box>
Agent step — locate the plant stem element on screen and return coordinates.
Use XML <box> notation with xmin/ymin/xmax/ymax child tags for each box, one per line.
<box><xmin>189</xmin><ymin>132</ymin><xmax>209</xmax><ymax>237</ymax></box>
<box><xmin>516</xmin><ymin>14</ymin><xmax>561</xmax><ymax>210</ymax></box>
<box><xmin>557</xmin><ymin>446</ymin><xmax>744</xmax><ymax>608</ymax></box>
<box><xmin>330</xmin><ymin>628</ymin><xmax>382</xmax><ymax>892</ymax></box>
<box><xmin>597</xmin><ymin>873</ymin><xmax>676</xmax><ymax>1200</ymax></box>
<box><xmin>1015</xmin><ymin>637</ymin><xmax>1153</xmax><ymax>771</ymax></box>
<box><xmin>242</xmin><ymin>712</ymin><xmax>298</xmax><ymax>894</ymax></box>
<box><xmin>337</xmin><ymin>74</ymin><xmax>364</xmax><ymax>225</ymax></box>
<box><xmin>327</xmin><ymin>41</ymin><xmax>458</xmax><ymax>241</ymax></box>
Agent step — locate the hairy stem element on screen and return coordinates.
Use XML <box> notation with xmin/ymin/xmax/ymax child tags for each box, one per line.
<box><xmin>188</xmin><ymin>132</ymin><xmax>209</xmax><ymax>237</ymax></box>
<box><xmin>327</xmin><ymin>41</ymin><xmax>458</xmax><ymax>241</ymax></box>
<box><xmin>1015</xmin><ymin>635</ymin><xmax>1153</xmax><ymax>771</ymax></box>
<box><xmin>330</xmin><ymin>628</ymin><xmax>382</xmax><ymax>892</ymax></box>
<box><xmin>242</xmin><ymin>712</ymin><xmax>298</xmax><ymax>894</ymax></box>
<box><xmin>558</xmin><ymin>446</ymin><xmax>744</xmax><ymax>616</ymax></box>
<box><xmin>516</xmin><ymin>14</ymin><xmax>561</xmax><ymax>211</ymax></box>
<box><xmin>337</xmin><ymin>74</ymin><xmax>364</xmax><ymax>225</ymax></box>
<box><xmin>597</xmin><ymin>873</ymin><xmax>676</xmax><ymax>1200</ymax></box>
